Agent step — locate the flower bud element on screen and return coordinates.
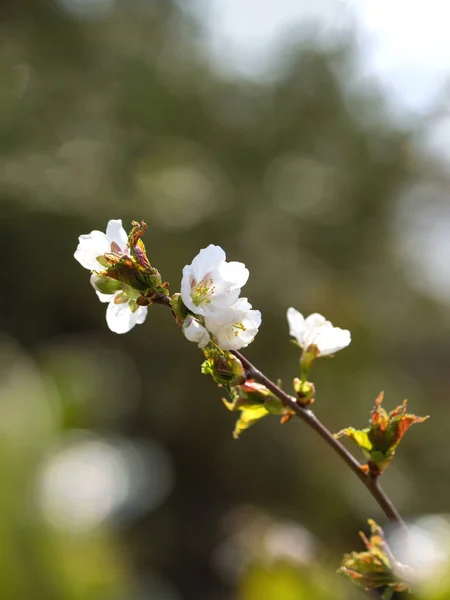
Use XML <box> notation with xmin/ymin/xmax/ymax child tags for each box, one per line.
<box><xmin>183</xmin><ymin>315</ymin><xmax>210</xmax><ymax>349</ymax></box>
<box><xmin>293</xmin><ymin>378</ymin><xmax>315</xmax><ymax>406</ymax></box>
<box><xmin>215</xmin><ymin>354</ymin><xmax>246</xmax><ymax>386</ymax></box>
<box><xmin>201</xmin><ymin>352</ymin><xmax>245</xmax><ymax>387</ymax></box>
<box><xmin>170</xmin><ymin>293</ymin><xmax>189</xmax><ymax>326</ymax></box>
<box><xmin>103</xmin><ymin>254</ymin><xmax>150</xmax><ymax>293</ymax></box>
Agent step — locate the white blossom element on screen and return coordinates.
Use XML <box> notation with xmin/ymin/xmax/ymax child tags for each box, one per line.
<box><xmin>287</xmin><ymin>308</ymin><xmax>350</xmax><ymax>356</ymax></box>
<box><xmin>205</xmin><ymin>298</ymin><xmax>262</xmax><ymax>351</ymax></box>
<box><xmin>74</xmin><ymin>221</ymin><xmax>145</xmax><ymax>334</ymax></box>
<box><xmin>91</xmin><ymin>274</ymin><xmax>147</xmax><ymax>334</ymax></box>
<box><xmin>182</xmin><ymin>315</ymin><xmax>211</xmax><ymax>348</ymax></box>
<box><xmin>74</xmin><ymin>219</ymin><xmax>128</xmax><ymax>271</ymax></box>
<box><xmin>181</xmin><ymin>245</ymin><xmax>249</xmax><ymax>318</ymax></box>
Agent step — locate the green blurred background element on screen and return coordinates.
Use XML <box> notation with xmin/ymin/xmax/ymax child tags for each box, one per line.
<box><xmin>2</xmin><ymin>0</ymin><xmax>450</xmax><ymax>598</ymax></box>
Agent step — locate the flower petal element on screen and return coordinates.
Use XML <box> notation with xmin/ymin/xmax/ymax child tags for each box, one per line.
<box><xmin>183</xmin><ymin>315</ymin><xmax>210</xmax><ymax>348</ymax></box>
<box><xmin>181</xmin><ymin>245</ymin><xmax>250</xmax><ymax>317</ymax></box>
<box><xmin>106</xmin><ymin>219</ymin><xmax>128</xmax><ymax>252</ymax></box>
<box><xmin>218</xmin><ymin>261</ymin><xmax>249</xmax><ymax>288</ymax></box>
<box><xmin>233</xmin><ymin>297</ymin><xmax>252</xmax><ymax>311</ymax></box>
<box><xmin>304</xmin><ymin>313</ymin><xmax>328</xmax><ymax>328</ymax></box>
<box><xmin>287</xmin><ymin>308</ymin><xmax>351</xmax><ymax>356</ymax></box>
<box><xmin>135</xmin><ymin>306</ymin><xmax>148</xmax><ymax>325</ymax></box>
<box><xmin>287</xmin><ymin>307</ymin><xmax>305</xmax><ymax>340</ymax></box>
<box><xmin>316</xmin><ymin>327</ymin><xmax>351</xmax><ymax>356</ymax></box>
<box><xmin>106</xmin><ymin>299</ymin><xmax>147</xmax><ymax>334</ymax></box>
<box><xmin>180</xmin><ymin>265</ymin><xmax>198</xmax><ymax>313</ymax></box>
<box><xmin>90</xmin><ymin>274</ymin><xmax>115</xmax><ymax>303</ymax></box>
<box><xmin>205</xmin><ymin>300</ymin><xmax>262</xmax><ymax>351</ymax></box>
<box><xmin>205</xmin><ymin>297</ymin><xmax>251</xmax><ymax>329</ymax></box>
<box><xmin>74</xmin><ymin>230</ymin><xmax>110</xmax><ymax>271</ymax></box>
<box><xmin>190</xmin><ymin>244</ymin><xmax>226</xmax><ymax>279</ymax></box>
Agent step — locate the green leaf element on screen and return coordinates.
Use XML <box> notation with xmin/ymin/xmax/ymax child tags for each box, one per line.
<box><xmin>334</xmin><ymin>427</ymin><xmax>373</xmax><ymax>453</ymax></box>
<box><xmin>223</xmin><ymin>399</ymin><xmax>270</xmax><ymax>439</ymax></box>
<box><xmin>264</xmin><ymin>397</ymin><xmax>288</xmax><ymax>415</ymax></box>
<box><xmin>222</xmin><ymin>380</ymin><xmax>294</xmax><ymax>438</ymax></box>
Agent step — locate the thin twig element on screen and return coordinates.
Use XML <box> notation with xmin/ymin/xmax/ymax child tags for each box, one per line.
<box><xmin>152</xmin><ymin>293</ymin><xmax>171</xmax><ymax>307</ymax></box>
<box><xmin>154</xmin><ymin>296</ymin><xmax>406</xmax><ymax>530</ymax></box>
<box><xmin>232</xmin><ymin>350</ymin><xmax>407</xmax><ymax>531</ymax></box>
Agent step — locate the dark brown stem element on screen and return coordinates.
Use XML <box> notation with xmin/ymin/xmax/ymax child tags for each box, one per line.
<box><xmin>155</xmin><ymin>296</ymin><xmax>406</xmax><ymax>530</ymax></box>
<box><xmin>153</xmin><ymin>293</ymin><xmax>171</xmax><ymax>307</ymax></box>
<box><xmin>233</xmin><ymin>350</ymin><xmax>407</xmax><ymax>531</ymax></box>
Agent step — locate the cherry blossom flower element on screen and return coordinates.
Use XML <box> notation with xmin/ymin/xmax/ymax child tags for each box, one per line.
<box><xmin>181</xmin><ymin>245</ymin><xmax>249</xmax><ymax>318</ymax></box>
<box><xmin>182</xmin><ymin>315</ymin><xmax>211</xmax><ymax>348</ymax></box>
<box><xmin>74</xmin><ymin>219</ymin><xmax>128</xmax><ymax>271</ymax></box>
<box><xmin>287</xmin><ymin>308</ymin><xmax>350</xmax><ymax>356</ymax></box>
<box><xmin>91</xmin><ymin>274</ymin><xmax>147</xmax><ymax>334</ymax></box>
<box><xmin>205</xmin><ymin>298</ymin><xmax>262</xmax><ymax>351</ymax></box>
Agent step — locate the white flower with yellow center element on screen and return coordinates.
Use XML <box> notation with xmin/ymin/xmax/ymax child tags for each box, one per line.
<box><xmin>181</xmin><ymin>245</ymin><xmax>249</xmax><ymax>318</ymax></box>
<box><xmin>287</xmin><ymin>308</ymin><xmax>350</xmax><ymax>356</ymax></box>
<box><xmin>75</xmin><ymin>220</ymin><xmax>146</xmax><ymax>334</ymax></box>
<box><xmin>205</xmin><ymin>298</ymin><xmax>262</xmax><ymax>351</ymax></box>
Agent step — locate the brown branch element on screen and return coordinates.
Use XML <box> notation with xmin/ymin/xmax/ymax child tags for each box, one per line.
<box><xmin>153</xmin><ymin>293</ymin><xmax>171</xmax><ymax>307</ymax></box>
<box><xmin>232</xmin><ymin>350</ymin><xmax>407</xmax><ymax>531</ymax></box>
<box><xmin>153</xmin><ymin>295</ymin><xmax>406</xmax><ymax>531</ymax></box>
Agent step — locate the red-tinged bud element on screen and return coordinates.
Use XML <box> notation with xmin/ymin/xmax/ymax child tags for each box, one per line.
<box><xmin>335</xmin><ymin>392</ymin><xmax>429</xmax><ymax>475</ymax></box>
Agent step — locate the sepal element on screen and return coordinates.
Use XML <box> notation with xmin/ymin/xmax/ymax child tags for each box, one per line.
<box><xmin>170</xmin><ymin>293</ymin><xmax>189</xmax><ymax>326</ymax></box>
<box><xmin>91</xmin><ymin>274</ymin><xmax>122</xmax><ymax>295</ymax></box>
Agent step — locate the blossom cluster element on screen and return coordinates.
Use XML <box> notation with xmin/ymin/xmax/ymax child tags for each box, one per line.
<box><xmin>180</xmin><ymin>245</ymin><xmax>261</xmax><ymax>351</ymax></box>
<box><xmin>74</xmin><ymin>219</ymin><xmax>148</xmax><ymax>334</ymax></box>
<box><xmin>74</xmin><ymin>220</ymin><xmax>352</xmax><ymax>357</ymax></box>
<box><xmin>74</xmin><ymin>222</ymin><xmax>261</xmax><ymax>349</ymax></box>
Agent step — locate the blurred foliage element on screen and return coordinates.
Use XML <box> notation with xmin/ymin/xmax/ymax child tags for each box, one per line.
<box><xmin>1</xmin><ymin>0</ymin><xmax>450</xmax><ymax>598</ymax></box>
<box><xmin>338</xmin><ymin>519</ymin><xmax>412</xmax><ymax>596</ymax></box>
